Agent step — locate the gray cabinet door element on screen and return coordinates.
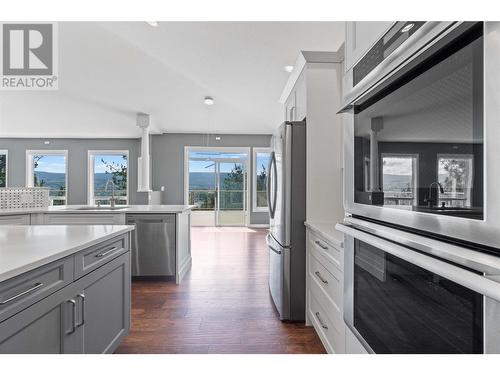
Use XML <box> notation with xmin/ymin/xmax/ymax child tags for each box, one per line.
<box><xmin>79</xmin><ymin>252</ymin><xmax>131</xmax><ymax>354</ymax></box>
<box><xmin>0</xmin><ymin>283</ymin><xmax>83</xmax><ymax>354</ymax></box>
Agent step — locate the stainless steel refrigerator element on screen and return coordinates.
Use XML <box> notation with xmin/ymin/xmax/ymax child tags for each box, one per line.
<box><xmin>266</xmin><ymin>120</ymin><xmax>306</xmax><ymax>321</ymax></box>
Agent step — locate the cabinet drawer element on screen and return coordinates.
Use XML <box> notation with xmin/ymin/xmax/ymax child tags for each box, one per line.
<box><xmin>308</xmin><ymin>231</ymin><xmax>343</xmax><ymax>271</ymax></box>
<box><xmin>0</xmin><ymin>214</ymin><xmax>30</xmax><ymax>225</ymax></box>
<box><xmin>42</xmin><ymin>213</ymin><xmax>124</xmax><ymax>225</ymax></box>
<box><xmin>74</xmin><ymin>235</ymin><xmax>128</xmax><ymax>279</ymax></box>
<box><xmin>0</xmin><ymin>257</ymin><xmax>73</xmax><ymax>323</ymax></box>
<box><xmin>309</xmin><ymin>250</ymin><xmax>342</xmax><ymax>310</ymax></box>
<box><xmin>309</xmin><ymin>291</ymin><xmax>345</xmax><ymax>354</ymax></box>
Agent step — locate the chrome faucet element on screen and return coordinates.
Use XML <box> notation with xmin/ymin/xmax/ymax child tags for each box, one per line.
<box><xmin>427</xmin><ymin>181</ymin><xmax>445</xmax><ymax>208</ymax></box>
<box><xmin>105</xmin><ymin>179</ymin><xmax>117</xmax><ymax>208</ymax></box>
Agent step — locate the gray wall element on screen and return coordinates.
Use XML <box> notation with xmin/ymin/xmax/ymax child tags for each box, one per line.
<box><xmin>0</xmin><ymin>138</ymin><xmax>147</xmax><ymax>204</ymax></box>
<box><xmin>151</xmin><ymin>133</ymin><xmax>272</xmax><ymax>225</ymax></box>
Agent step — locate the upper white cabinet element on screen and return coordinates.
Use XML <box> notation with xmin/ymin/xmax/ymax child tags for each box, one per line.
<box><xmin>344</xmin><ymin>22</ymin><xmax>393</xmax><ymax>72</ymax></box>
<box><xmin>280</xmin><ymin>51</ymin><xmax>344</xmax><ymax>224</ymax></box>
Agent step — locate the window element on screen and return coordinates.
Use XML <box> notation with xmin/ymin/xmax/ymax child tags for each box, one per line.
<box><xmin>438</xmin><ymin>154</ymin><xmax>474</xmax><ymax>208</ymax></box>
<box><xmin>381</xmin><ymin>154</ymin><xmax>418</xmax><ymax>207</ymax></box>
<box><xmin>88</xmin><ymin>151</ymin><xmax>129</xmax><ymax>205</ymax></box>
<box><xmin>253</xmin><ymin>148</ymin><xmax>271</xmax><ymax>212</ymax></box>
<box><xmin>26</xmin><ymin>150</ymin><xmax>68</xmax><ymax>205</ymax></box>
<box><xmin>0</xmin><ymin>150</ymin><xmax>7</xmax><ymax>187</ymax></box>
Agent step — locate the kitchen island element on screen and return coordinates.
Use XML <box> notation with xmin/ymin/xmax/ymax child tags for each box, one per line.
<box><xmin>0</xmin><ymin>205</ymin><xmax>194</xmax><ymax>283</ymax></box>
<box><xmin>0</xmin><ymin>224</ymin><xmax>134</xmax><ymax>353</ymax></box>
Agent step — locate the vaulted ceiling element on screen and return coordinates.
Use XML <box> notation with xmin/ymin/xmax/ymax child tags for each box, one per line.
<box><xmin>0</xmin><ymin>22</ymin><xmax>344</xmax><ymax>138</ymax></box>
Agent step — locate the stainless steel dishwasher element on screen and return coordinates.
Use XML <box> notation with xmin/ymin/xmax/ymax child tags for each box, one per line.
<box><xmin>126</xmin><ymin>214</ymin><xmax>176</xmax><ymax>278</ymax></box>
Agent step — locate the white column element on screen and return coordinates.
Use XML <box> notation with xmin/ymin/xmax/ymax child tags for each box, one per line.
<box><xmin>370</xmin><ymin>117</ymin><xmax>383</xmax><ymax>192</ymax></box>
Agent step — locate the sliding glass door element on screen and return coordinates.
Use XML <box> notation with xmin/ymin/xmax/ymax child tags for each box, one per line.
<box><xmin>187</xmin><ymin>148</ymin><xmax>249</xmax><ymax>227</ymax></box>
<box><xmin>216</xmin><ymin>161</ymin><xmax>246</xmax><ymax>226</ymax></box>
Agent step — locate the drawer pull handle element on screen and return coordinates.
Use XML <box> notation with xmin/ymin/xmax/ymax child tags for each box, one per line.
<box><xmin>315</xmin><ymin>312</ymin><xmax>328</xmax><ymax>330</ymax></box>
<box><xmin>315</xmin><ymin>240</ymin><xmax>328</xmax><ymax>250</ymax></box>
<box><xmin>76</xmin><ymin>293</ymin><xmax>85</xmax><ymax>328</ymax></box>
<box><xmin>314</xmin><ymin>271</ymin><xmax>328</xmax><ymax>284</ymax></box>
<box><xmin>0</xmin><ymin>282</ymin><xmax>44</xmax><ymax>305</ymax></box>
<box><xmin>67</xmin><ymin>299</ymin><xmax>77</xmax><ymax>335</ymax></box>
<box><xmin>95</xmin><ymin>246</ymin><xmax>118</xmax><ymax>258</ymax></box>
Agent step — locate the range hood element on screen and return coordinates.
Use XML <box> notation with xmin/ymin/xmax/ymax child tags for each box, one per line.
<box><xmin>137</xmin><ymin>112</ymin><xmax>151</xmax><ymax>192</ymax></box>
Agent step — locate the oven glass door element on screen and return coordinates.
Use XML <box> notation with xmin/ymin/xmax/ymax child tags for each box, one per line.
<box><xmin>352</xmin><ymin>23</ymin><xmax>484</xmax><ymax>220</ymax></box>
<box><xmin>353</xmin><ymin>239</ymin><xmax>483</xmax><ymax>353</ymax></box>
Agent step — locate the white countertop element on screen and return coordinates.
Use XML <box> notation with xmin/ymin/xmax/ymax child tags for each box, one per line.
<box><xmin>0</xmin><ymin>204</ymin><xmax>195</xmax><ymax>216</ymax></box>
<box><xmin>0</xmin><ymin>225</ymin><xmax>134</xmax><ymax>283</ymax></box>
<box><xmin>304</xmin><ymin>221</ymin><xmax>344</xmax><ymax>248</ymax></box>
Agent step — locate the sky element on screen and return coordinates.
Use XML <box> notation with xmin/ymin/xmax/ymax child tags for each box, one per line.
<box><xmin>33</xmin><ymin>155</ymin><xmax>66</xmax><ymax>173</ymax></box>
<box><xmin>33</xmin><ymin>154</ymin><xmax>127</xmax><ymax>174</ymax></box>
<box><xmin>94</xmin><ymin>154</ymin><xmax>127</xmax><ymax>174</ymax></box>
<box><xmin>382</xmin><ymin>156</ymin><xmax>413</xmax><ymax>175</ymax></box>
<box><xmin>188</xmin><ymin>151</ymin><xmax>270</xmax><ymax>174</ymax></box>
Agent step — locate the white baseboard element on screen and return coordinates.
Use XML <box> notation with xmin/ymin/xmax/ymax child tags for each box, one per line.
<box><xmin>248</xmin><ymin>224</ymin><xmax>269</xmax><ymax>228</ymax></box>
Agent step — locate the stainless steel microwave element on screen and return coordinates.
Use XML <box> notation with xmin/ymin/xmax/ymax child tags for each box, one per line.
<box><xmin>341</xmin><ymin>22</ymin><xmax>500</xmax><ymax>251</ymax></box>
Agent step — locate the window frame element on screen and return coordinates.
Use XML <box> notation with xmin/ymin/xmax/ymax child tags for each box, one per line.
<box><xmin>25</xmin><ymin>149</ymin><xmax>69</xmax><ymax>205</ymax></box>
<box><xmin>436</xmin><ymin>153</ymin><xmax>474</xmax><ymax>207</ymax></box>
<box><xmin>0</xmin><ymin>150</ymin><xmax>7</xmax><ymax>187</ymax></box>
<box><xmin>381</xmin><ymin>153</ymin><xmax>419</xmax><ymax>206</ymax></box>
<box><xmin>252</xmin><ymin>147</ymin><xmax>272</xmax><ymax>213</ymax></box>
<box><xmin>87</xmin><ymin>150</ymin><xmax>130</xmax><ymax>205</ymax></box>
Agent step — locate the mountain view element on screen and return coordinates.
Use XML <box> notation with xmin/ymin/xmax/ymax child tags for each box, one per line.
<box><xmin>34</xmin><ymin>171</ymin><xmax>124</xmax><ymax>192</ymax></box>
<box><xmin>189</xmin><ymin>172</ymin><xmax>239</xmax><ymax>190</ymax></box>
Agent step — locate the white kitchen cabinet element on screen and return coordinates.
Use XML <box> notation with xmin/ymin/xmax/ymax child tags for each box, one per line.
<box><xmin>305</xmin><ymin>224</ymin><xmax>345</xmax><ymax>353</ymax></box>
<box><xmin>280</xmin><ymin>51</ymin><xmax>344</xmax><ymax>225</ymax></box>
<box><xmin>344</xmin><ymin>22</ymin><xmax>393</xmax><ymax>72</ymax></box>
<box><xmin>284</xmin><ymin>89</ymin><xmax>296</xmax><ymax>121</ymax></box>
<box><xmin>0</xmin><ymin>214</ymin><xmax>30</xmax><ymax>225</ymax></box>
<box><xmin>293</xmin><ymin>71</ymin><xmax>306</xmax><ymax>121</ymax></box>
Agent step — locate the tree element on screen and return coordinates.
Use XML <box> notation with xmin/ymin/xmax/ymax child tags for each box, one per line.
<box><xmin>33</xmin><ymin>155</ymin><xmax>46</xmax><ymax>187</ymax></box>
<box><xmin>256</xmin><ymin>163</ymin><xmax>267</xmax><ymax>191</ymax></box>
<box><xmin>0</xmin><ymin>154</ymin><xmax>6</xmax><ymax>187</ymax></box>
<box><xmin>100</xmin><ymin>155</ymin><xmax>128</xmax><ymax>194</ymax></box>
<box><xmin>440</xmin><ymin>159</ymin><xmax>468</xmax><ymax>192</ymax></box>
<box><xmin>221</xmin><ymin>164</ymin><xmax>244</xmax><ymax>190</ymax></box>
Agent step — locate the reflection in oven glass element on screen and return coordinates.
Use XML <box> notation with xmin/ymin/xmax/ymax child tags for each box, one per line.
<box><xmin>353</xmin><ymin>25</ymin><xmax>483</xmax><ymax>220</ymax></box>
<box><xmin>353</xmin><ymin>240</ymin><xmax>483</xmax><ymax>353</ymax></box>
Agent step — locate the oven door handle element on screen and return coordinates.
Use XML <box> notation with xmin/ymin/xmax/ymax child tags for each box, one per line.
<box><xmin>336</xmin><ymin>223</ymin><xmax>500</xmax><ymax>302</ymax></box>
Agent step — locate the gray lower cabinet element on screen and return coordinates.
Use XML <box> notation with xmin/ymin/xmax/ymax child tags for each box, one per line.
<box><xmin>0</xmin><ymin>237</ymin><xmax>130</xmax><ymax>354</ymax></box>
<box><xmin>0</xmin><ymin>286</ymin><xmax>75</xmax><ymax>353</ymax></box>
<box><xmin>79</xmin><ymin>253</ymin><xmax>131</xmax><ymax>353</ymax></box>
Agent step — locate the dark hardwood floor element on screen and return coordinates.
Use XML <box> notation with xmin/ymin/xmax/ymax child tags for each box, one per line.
<box><xmin>115</xmin><ymin>227</ymin><xmax>326</xmax><ymax>354</ymax></box>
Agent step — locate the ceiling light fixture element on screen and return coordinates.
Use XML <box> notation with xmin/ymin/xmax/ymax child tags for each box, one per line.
<box><xmin>284</xmin><ymin>65</ymin><xmax>294</xmax><ymax>73</ymax></box>
<box><xmin>401</xmin><ymin>23</ymin><xmax>415</xmax><ymax>33</ymax></box>
<box><xmin>146</xmin><ymin>21</ymin><xmax>159</xmax><ymax>27</ymax></box>
<box><xmin>204</xmin><ymin>96</ymin><xmax>214</xmax><ymax>106</ymax></box>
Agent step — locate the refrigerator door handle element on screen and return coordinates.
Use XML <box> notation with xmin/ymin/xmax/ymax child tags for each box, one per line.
<box><xmin>268</xmin><ymin>151</ymin><xmax>277</xmax><ymax>219</ymax></box>
<box><xmin>271</xmin><ymin>151</ymin><xmax>278</xmax><ymax>218</ymax></box>
<box><xmin>267</xmin><ymin>153</ymin><xmax>273</xmax><ymax>217</ymax></box>
<box><xmin>266</xmin><ymin>233</ymin><xmax>282</xmax><ymax>254</ymax></box>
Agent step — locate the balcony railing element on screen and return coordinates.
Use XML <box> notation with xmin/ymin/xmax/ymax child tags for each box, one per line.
<box><xmin>189</xmin><ymin>189</ymin><xmax>245</xmax><ymax>211</ymax></box>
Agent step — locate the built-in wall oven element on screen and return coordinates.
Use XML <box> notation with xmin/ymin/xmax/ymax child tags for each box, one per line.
<box><xmin>337</xmin><ymin>218</ymin><xmax>500</xmax><ymax>353</ymax></box>
<box><xmin>339</xmin><ymin>21</ymin><xmax>500</xmax><ymax>353</ymax></box>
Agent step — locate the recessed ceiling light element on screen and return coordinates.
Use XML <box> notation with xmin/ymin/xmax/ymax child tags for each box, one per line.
<box><xmin>204</xmin><ymin>96</ymin><xmax>214</xmax><ymax>106</ymax></box>
<box><xmin>284</xmin><ymin>65</ymin><xmax>294</xmax><ymax>73</ymax></box>
<box><xmin>146</xmin><ymin>21</ymin><xmax>159</xmax><ymax>27</ymax></box>
<box><xmin>401</xmin><ymin>23</ymin><xmax>414</xmax><ymax>33</ymax></box>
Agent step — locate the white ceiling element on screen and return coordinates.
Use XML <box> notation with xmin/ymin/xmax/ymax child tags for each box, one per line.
<box><xmin>0</xmin><ymin>22</ymin><xmax>345</xmax><ymax>138</ymax></box>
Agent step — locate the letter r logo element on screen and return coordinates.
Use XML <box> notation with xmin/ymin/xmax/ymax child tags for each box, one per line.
<box><xmin>2</xmin><ymin>24</ymin><xmax>53</xmax><ymax>75</ymax></box>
